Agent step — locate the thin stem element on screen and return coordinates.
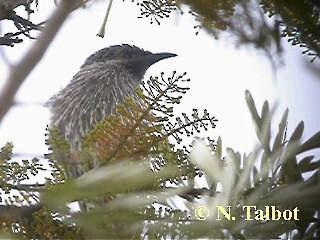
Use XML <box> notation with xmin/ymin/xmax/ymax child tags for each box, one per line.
<box><xmin>97</xmin><ymin>0</ymin><xmax>114</xmax><ymax>37</ymax></box>
<box><xmin>0</xmin><ymin>0</ymin><xmax>76</xmax><ymax>124</ymax></box>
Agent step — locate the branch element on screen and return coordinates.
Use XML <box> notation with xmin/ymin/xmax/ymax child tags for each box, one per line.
<box><xmin>0</xmin><ymin>0</ymin><xmax>29</xmax><ymax>20</ymax></box>
<box><xmin>2</xmin><ymin>183</ymin><xmax>46</xmax><ymax>192</ymax></box>
<box><xmin>0</xmin><ymin>0</ymin><xmax>77</xmax><ymax>124</ymax></box>
<box><xmin>0</xmin><ymin>204</ymin><xmax>42</xmax><ymax>222</ymax></box>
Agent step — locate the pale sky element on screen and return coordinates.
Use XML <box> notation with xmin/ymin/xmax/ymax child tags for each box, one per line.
<box><xmin>0</xmin><ymin>1</ymin><xmax>319</xmax><ymax>160</ymax></box>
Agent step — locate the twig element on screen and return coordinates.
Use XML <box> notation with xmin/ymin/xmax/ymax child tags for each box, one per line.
<box><xmin>0</xmin><ymin>21</ymin><xmax>45</xmax><ymax>46</ymax></box>
<box><xmin>0</xmin><ymin>0</ymin><xmax>77</xmax><ymax>124</ymax></box>
<box><xmin>0</xmin><ymin>33</ymin><xmax>23</xmax><ymax>46</ymax></box>
<box><xmin>97</xmin><ymin>0</ymin><xmax>114</xmax><ymax>38</ymax></box>
<box><xmin>0</xmin><ymin>0</ymin><xmax>30</xmax><ymax>20</ymax></box>
<box><xmin>2</xmin><ymin>182</ymin><xmax>46</xmax><ymax>192</ymax></box>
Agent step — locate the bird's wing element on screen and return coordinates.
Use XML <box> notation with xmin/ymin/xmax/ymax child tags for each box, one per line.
<box><xmin>49</xmin><ymin>62</ymin><xmax>140</xmax><ymax>148</ymax></box>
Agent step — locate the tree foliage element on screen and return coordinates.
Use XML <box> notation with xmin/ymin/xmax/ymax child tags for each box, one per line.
<box><xmin>1</xmin><ymin>0</ymin><xmax>319</xmax><ymax>61</ymax></box>
<box><xmin>0</xmin><ymin>0</ymin><xmax>320</xmax><ymax>239</ymax></box>
<box><xmin>130</xmin><ymin>0</ymin><xmax>320</xmax><ymax>62</ymax></box>
<box><xmin>261</xmin><ymin>0</ymin><xmax>320</xmax><ymax>62</ymax></box>
<box><xmin>1</xmin><ymin>73</ymin><xmax>320</xmax><ymax>238</ymax></box>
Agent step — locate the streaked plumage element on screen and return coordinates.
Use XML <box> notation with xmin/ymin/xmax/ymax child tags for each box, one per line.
<box><xmin>50</xmin><ymin>44</ymin><xmax>177</xmax><ymax>150</ymax></box>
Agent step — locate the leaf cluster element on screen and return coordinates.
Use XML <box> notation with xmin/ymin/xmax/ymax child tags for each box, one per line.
<box><xmin>130</xmin><ymin>0</ymin><xmax>320</xmax><ymax>63</ymax></box>
<box><xmin>137</xmin><ymin>0</ymin><xmax>177</xmax><ymax>24</ymax></box>
<box><xmin>183</xmin><ymin>90</ymin><xmax>320</xmax><ymax>238</ymax></box>
<box><xmin>1</xmin><ymin>77</ymin><xmax>320</xmax><ymax>238</ymax></box>
<box><xmin>129</xmin><ymin>0</ymin><xmax>282</xmax><ymax>62</ymax></box>
<box><xmin>80</xmin><ymin>71</ymin><xmax>216</xmax><ymax>173</ymax></box>
<box><xmin>35</xmin><ymin>72</ymin><xmax>217</xmax><ymax>238</ymax></box>
<box><xmin>42</xmin><ymin>160</ymin><xmax>188</xmax><ymax>238</ymax></box>
<box><xmin>260</xmin><ymin>0</ymin><xmax>320</xmax><ymax>62</ymax></box>
<box><xmin>44</xmin><ymin>74</ymin><xmax>320</xmax><ymax>238</ymax></box>
<box><xmin>40</xmin><ymin>90</ymin><xmax>320</xmax><ymax>239</ymax></box>
<box><xmin>0</xmin><ymin>143</ymin><xmax>44</xmax><ymax>205</ymax></box>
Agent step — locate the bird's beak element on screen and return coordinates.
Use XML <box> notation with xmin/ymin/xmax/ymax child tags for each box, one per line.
<box><xmin>150</xmin><ymin>52</ymin><xmax>177</xmax><ymax>64</ymax></box>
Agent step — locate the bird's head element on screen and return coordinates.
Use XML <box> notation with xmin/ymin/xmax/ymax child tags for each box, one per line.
<box><xmin>82</xmin><ymin>44</ymin><xmax>177</xmax><ymax>78</ymax></box>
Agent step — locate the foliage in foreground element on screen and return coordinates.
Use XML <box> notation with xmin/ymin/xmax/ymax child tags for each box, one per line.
<box><xmin>0</xmin><ymin>72</ymin><xmax>319</xmax><ymax>239</ymax></box>
<box><xmin>133</xmin><ymin>0</ymin><xmax>320</xmax><ymax>62</ymax></box>
<box><xmin>1</xmin><ymin>0</ymin><xmax>319</xmax><ymax>63</ymax></box>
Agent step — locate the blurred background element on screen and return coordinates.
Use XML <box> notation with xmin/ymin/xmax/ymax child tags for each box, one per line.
<box><xmin>0</xmin><ymin>0</ymin><xmax>319</xmax><ymax>159</ymax></box>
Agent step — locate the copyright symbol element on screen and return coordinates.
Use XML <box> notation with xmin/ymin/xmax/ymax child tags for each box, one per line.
<box><xmin>195</xmin><ymin>206</ymin><xmax>209</xmax><ymax>220</ymax></box>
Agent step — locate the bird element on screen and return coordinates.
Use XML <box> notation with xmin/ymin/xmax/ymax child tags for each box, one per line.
<box><xmin>49</xmin><ymin>44</ymin><xmax>177</xmax><ymax>177</ymax></box>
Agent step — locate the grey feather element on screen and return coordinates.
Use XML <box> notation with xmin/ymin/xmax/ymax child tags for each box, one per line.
<box><xmin>49</xmin><ymin>44</ymin><xmax>177</xmax><ymax>177</ymax></box>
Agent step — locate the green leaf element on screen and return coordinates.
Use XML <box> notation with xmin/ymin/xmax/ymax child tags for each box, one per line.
<box><xmin>298</xmin><ymin>157</ymin><xmax>320</xmax><ymax>173</ymax></box>
<box><xmin>273</xmin><ymin>141</ymin><xmax>300</xmax><ymax>173</ymax></box>
<box><xmin>260</xmin><ymin>150</ymin><xmax>270</xmax><ymax>180</ymax></box>
<box><xmin>245</xmin><ymin>90</ymin><xmax>261</xmax><ymax>131</ymax></box>
<box><xmin>234</xmin><ymin>151</ymin><xmax>257</xmax><ymax>196</ymax></box>
<box><xmin>42</xmin><ymin>160</ymin><xmax>183</xmax><ymax>208</ymax></box>
<box><xmin>288</xmin><ymin>121</ymin><xmax>304</xmax><ymax>143</ymax></box>
<box><xmin>253</xmin><ymin>166</ymin><xmax>260</xmax><ymax>186</ymax></box>
<box><xmin>260</xmin><ymin>101</ymin><xmax>271</xmax><ymax>151</ymax></box>
<box><xmin>262</xmin><ymin>181</ymin><xmax>320</xmax><ymax>208</ymax></box>
<box><xmin>299</xmin><ymin>131</ymin><xmax>320</xmax><ymax>153</ymax></box>
<box><xmin>215</xmin><ymin>136</ymin><xmax>222</xmax><ymax>159</ymax></box>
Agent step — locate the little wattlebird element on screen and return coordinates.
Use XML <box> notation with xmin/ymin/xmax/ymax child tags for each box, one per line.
<box><xmin>49</xmin><ymin>44</ymin><xmax>177</xmax><ymax>178</ymax></box>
